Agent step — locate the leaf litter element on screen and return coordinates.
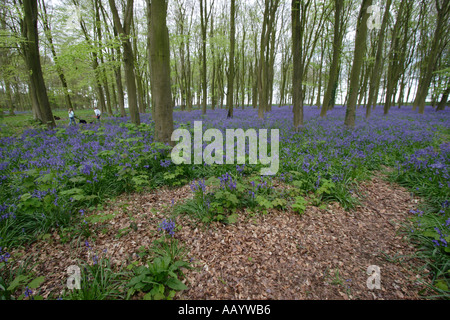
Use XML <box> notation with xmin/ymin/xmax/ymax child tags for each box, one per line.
<box><xmin>10</xmin><ymin>174</ymin><xmax>429</xmax><ymax>300</ymax></box>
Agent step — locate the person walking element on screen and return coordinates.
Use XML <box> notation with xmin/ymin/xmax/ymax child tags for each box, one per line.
<box><xmin>94</xmin><ymin>107</ymin><xmax>101</xmax><ymax>122</ymax></box>
<box><xmin>68</xmin><ymin>108</ymin><xmax>76</xmax><ymax>126</ymax></box>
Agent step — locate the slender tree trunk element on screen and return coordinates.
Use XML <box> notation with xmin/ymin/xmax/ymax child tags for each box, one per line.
<box><xmin>200</xmin><ymin>0</ymin><xmax>210</xmax><ymax>115</ymax></box>
<box><xmin>258</xmin><ymin>0</ymin><xmax>279</xmax><ymax>119</ymax></box>
<box><xmin>292</xmin><ymin>0</ymin><xmax>307</xmax><ymax>130</ymax></box>
<box><xmin>75</xmin><ymin>0</ymin><xmax>107</xmax><ymax>115</ymax></box>
<box><xmin>114</xmin><ymin>63</ymin><xmax>126</xmax><ymax>117</ymax></box>
<box><xmin>316</xmin><ymin>36</ymin><xmax>325</xmax><ymax>107</ymax></box>
<box><xmin>39</xmin><ymin>0</ymin><xmax>73</xmax><ymax>111</ymax></box>
<box><xmin>436</xmin><ymin>83</ymin><xmax>449</xmax><ymax>111</ymax></box>
<box><xmin>210</xmin><ymin>13</ymin><xmax>216</xmax><ymax>111</ymax></box>
<box><xmin>366</xmin><ymin>0</ymin><xmax>392</xmax><ymax>118</ymax></box>
<box><xmin>321</xmin><ymin>0</ymin><xmax>343</xmax><ymax>117</ymax></box>
<box><xmin>344</xmin><ymin>0</ymin><xmax>372</xmax><ymax>128</ymax></box>
<box><xmin>5</xmin><ymin>80</ymin><xmax>15</xmax><ymax>115</ymax></box>
<box><xmin>227</xmin><ymin>0</ymin><xmax>236</xmax><ymax>118</ymax></box>
<box><xmin>109</xmin><ymin>0</ymin><xmax>140</xmax><ymax>125</ymax></box>
<box><xmin>94</xmin><ymin>0</ymin><xmax>113</xmax><ymax>116</ymax></box>
<box><xmin>149</xmin><ymin>0</ymin><xmax>173</xmax><ymax>143</ymax></box>
<box><xmin>110</xmin><ymin>26</ymin><xmax>126</xmax><ymax>117</ymax></box>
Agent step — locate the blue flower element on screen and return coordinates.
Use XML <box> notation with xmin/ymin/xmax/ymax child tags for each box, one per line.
<box><xmin>158</xmin><ymin>219</ymin><xmax>176</xmax><ymax>237</ymax></box>
<box><xmin>160</xmin><ymin>159</ymin><xmax>171</xmax><ymax>168</ymax></box>
<box><xmin>24</xmin><ymin>287</ymin><xmax>33</xmax><ymax>298</ymax></box>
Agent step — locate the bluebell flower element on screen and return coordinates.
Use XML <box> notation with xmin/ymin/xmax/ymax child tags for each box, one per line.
<box><xmin>158</xmin><ymin>219</ymin><xmax>176</xmax><ymax>237</ymax></box>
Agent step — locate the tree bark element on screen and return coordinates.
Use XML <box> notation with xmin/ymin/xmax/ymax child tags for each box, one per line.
<box><xmin>226</xmin><ymin>0</ymin><xmax>236</xmax><ymax>118</ymax></box>
<box><xmin>366</xmin><ymin>0</ymin><xmax>392</xmax><ymax>118</ymax></box>
<box><xmin>344</xmin><ymin>0</ymin><xmax>372</xmax><ymax>128</ymax></box>
<box><xmin>39</xmin><ymin>0</ymin><xmax>73</xmax><ymax>111</ymax></box>
<box><xmin>149</xmin><ymin>0</ymin><xmax>174</xmax><ymax>144</ymax></box>
<box><xmin>436</xmin><ymin>82</ymin><xmax>449</xmax><ymax>111</ymax></box>
<box><xmin>320</xmin><ymin>0</ymin><xmax>343</xmax><ymax>117</ymax></box>
<box><xmin>109</xmin><ymin>0</ymin><xmax>140</xmax><ymax>125</ymax></box>
<box><xmin>292</xmin><ymin>0</ymin><xmax>308</xmax><ymax>130</ymax></box>
<box><xmin>413</xmin><ymin>0</ymin><xmax>450</xmax><ymax>114</ymax></box>
<box><xmin>22</xmin><ymin>0</ymin><xmax>55</xmax><ymax>128</ymax></box>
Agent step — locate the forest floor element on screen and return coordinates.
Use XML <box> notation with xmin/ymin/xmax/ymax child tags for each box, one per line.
<box><xmin>13</xmin><ymin>172</ymin><xmax>430</xmax><ymax>300</ymax></box>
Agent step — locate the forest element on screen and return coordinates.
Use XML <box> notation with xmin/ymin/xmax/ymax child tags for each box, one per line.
<box><xmin>0</xmin><ymin>0</ymin><xmax>449</xmax><ymax>302</ymax></box>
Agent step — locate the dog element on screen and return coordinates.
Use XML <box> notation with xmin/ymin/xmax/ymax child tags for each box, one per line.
<box><xmin>54</xmin><ymin>116</ymin><xmax>61</xmax><ymax>120</ymax></box>
<box><xmin>79</xmin><ymin>119</ymin><xmax>87</xmax><ymax>124</ymax></box>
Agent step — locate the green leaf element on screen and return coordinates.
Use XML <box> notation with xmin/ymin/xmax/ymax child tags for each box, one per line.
<box><xmin>27</xmin><ymin>276</ymin><xmax>45</xmax><ymax>289</ymax></box>
<box><xmin>435</xmin><ymin>280</ymin><xmax>448</xmax><ymax>291</ymax></box>
<box><xmin>292</xmin><ymin>196</ymin><xmax>307</xmax><ymax>214</ymax></box>
<box><xmin>166</xmin><ymin>278</ymin><xmax>187</xmax><ymax>291</ymax></box>
<box><xmin>69</xmin><ymin>176</ymin><xmax>87</xmax><ymax>184</ymax></box>
<box><xmin>422</xmin><ymin>231</ymin><xmax>439</xmax><ymax>240</ymax></box>
<box><xmin>59</xmin><ymin>188</ymin><xmax>84</xmax><ymax>197</ymax></box>
<box><xmin>167</xmin><ymin>290</ymin><xmax>176</xmax><ymax>300</ymax></box>
<box><xmin>226</xmin><ymin>213</ymin><xmax>238</xmax><ymax>224</ymax></box>
<box><xmin>153</xmin><ymin>292</ymin><xmax>166</xmax><ymax>300</ymax></box>
<box><xmin>272</xmin><ymin>198</ymin><xmax>287</xmax><ymax>208</ymax></box>
<box><xmin>7</xmin><ymin>275</ymin><xmax>29</xmax><ymax>291</ymax></box>
<box><xmin>143</xmin><ymin>292</ymin><xmax>153</xmax><ymax>300</ymax></box>
<box><xmin>205</xmin><ymin>177</ymin><xmax>220</xmax><ymax>186</ymax></box>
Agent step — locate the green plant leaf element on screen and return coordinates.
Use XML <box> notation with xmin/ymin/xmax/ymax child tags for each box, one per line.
<box><xmin>226</xmin><ymin>213</ymin><xmax>238</xmax><ymax>224</ymax></box>
<box><xmin>7</xmin><ymin>275</ymin><xmax>29</xmax><ymax>291</ymax></box>
<box><xmin>166</xmin><ymin>278</ymin><xmax>187</xmax><ymax>291</ymax></box>
<box><xmin>27</xmin><ymin>276</ymin><xmax>45</xmax><ymax>289</ymax></box>
<box><xmin>435</xmin><ymin>280</ymin><xmax>448</xmax><ymax>291</ymax></box>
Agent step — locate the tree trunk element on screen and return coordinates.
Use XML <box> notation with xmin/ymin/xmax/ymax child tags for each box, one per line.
<box><xmin>39</xmin><ymin>0</ymin><xmax>73</xmax><ymax>111</ymax></box>
<box><xmin>22</xmin><ymin>0</ymin><xmax>55</xmax><ymax>128</ymax></box>
<box><xmin>320</xmin><ymin>0</ymin><xmax>343</xmax><ymax>117</ymax></box>
<box><xmin>366</xmin><ymin>0</ymin><xmax>392</xmax><ymax>118</ymax></box>
<box><xmin>258</xmin><ymin>0</ymin><xmax>279</xmax><ymax>119</ymax></box>
<box><xmin>344</xmin><ymin>0</ymin><xmax>372</xmax><ymax>128</ymax></box>
<box><xmin>149</xmin><ymin>0</ymin><xmax>174</xmax><ymax>144</ymax></box>
<box><xmin>200</xmin><ymin>0</ymin><xmax>209</xmax><ymax>115</ymax></box>
<box><xmin>436</xmin><ymin>83</ymin><xmax>449</xmax><ymax>111</ymax></box>
<box><xmin>109</xmin><ymin>0</ymin><xmax>140</xmax><ymax>125</ymax></box>
<box><xmin>413</xmin><ymin>1</ymin><xmax>449</xmax><ymax>114</ymax></box>
<box><xmin>227</xmin><ymin>0</ymin><xmax>236</xmax><ymax>119</ymax></box>
<box><xmin>316</xmin><ymin>36</ymin><xmax>325</xmax><ymax>107</ymax></box>
<box><xmin>292</xmin><ymin>0</ymin><xmax>306</xmax><ymax>130</ymax></box>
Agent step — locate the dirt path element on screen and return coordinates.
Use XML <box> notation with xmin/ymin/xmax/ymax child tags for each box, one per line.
<box><xmin>13</xmin><ymin>174</ymin><xmax>427</xmax><ymax>300</ymax></box>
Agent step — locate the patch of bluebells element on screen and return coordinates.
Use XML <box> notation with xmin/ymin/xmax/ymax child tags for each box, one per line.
<box><xmin>158</xmin><ymin>219</ymin><xmax>176</xmax><ymax>237</ymax></box>
<box><xmin>24</xmin><ymin>287</ymin><xmax>33</xmax><ymax>299</ymax></box>
<box><xmin>398</xmin><ymin>142</ymin><xmax>450</xmax><ymax>191</ymax></box>
<box><xmin>190</xmin><ymin>179</ymin><xmax>206</xmax><ymax>194</ymax></box>
<box><xmin>219</xmin><ymin>172</ymin><xmax>237</xmax><ymax>191</ymax></box>
<box><xmin>80</xmin><ymin>209</ymin><xmax>88</xmax><ymax>225</ymax></box>
<box><xmin>1</xmin><ymin>105</ymin><xmax>449</xmax><ymax>249</ymax></box>
<box><xmin>410</xmin><ymin>209</ymin><xmax>424</xmax><ymax>217</ymax></box>
<box><xmin>236</xmin><ymin>164</ymin><xmax>245</xmax><ymax>174</ymax></box>
<box><xmin>160</xmin><ymin>159</ymin><xmax>171</xmax><ymax>168</ymax></box>
<box><xmin>0</xmin><ymin>204</ymin><xmax>15</xmax><ymax>221</ymax></box>
<box><xmin>0</xmin><ymin>246</ymin><xmax>10</xmax><ymax>263</ymax></box>
<box><xmin>432</xmin><ymin>226</ymin><xmax>449</xmax><ymax>248</ymax></box>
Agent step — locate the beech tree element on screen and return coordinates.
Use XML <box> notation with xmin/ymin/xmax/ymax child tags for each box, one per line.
<box><xmin>320</xmin><ymin>0</ymin><xmax>344</xmax><ymax>118</ymax></box>
<box><xmin>109</xmin><ymin>0</ymin><xmax>140</xmax><ymax>125</ymax></box>
<box><xmin>226</xmin><ymin>0</ymin><xmax>235</xmax><ymax>118</ymax></box>
<box><xmin>413</xmin><ymin>0</ymin><xmax>450</xmax><ymax>114</ymax></box>
<box><xmin>344</xmin><ymin>0</ymin><xmax>372</xmax><ymax>128</ymax></box>
<box><xmin>20</xmin><ymin>0</ymin><xmax>55</xmax><ymax>127</ymax></box>
<box><xmin>149</xmin><ymin>0</ymin><xmax>174</xmax><ymax>144</ymax></box>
